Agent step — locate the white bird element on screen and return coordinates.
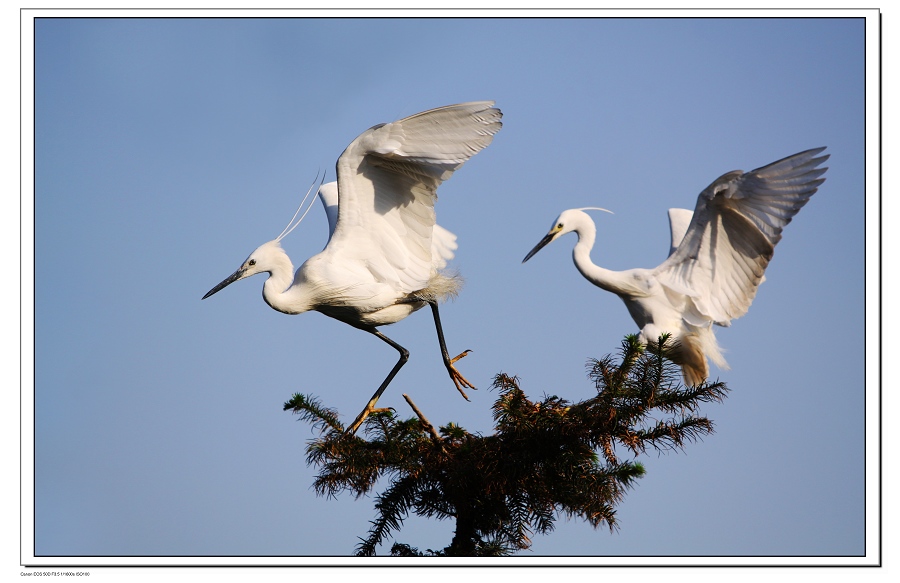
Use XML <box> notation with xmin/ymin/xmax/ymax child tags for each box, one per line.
<box><xmin>203</xmin><ymin>101</ymin><xmax>502</xmax><ymax>433</ymax></box>
<box><xmin>523</xmin><ymin>147</ymin><xmax>828</xmax><ymax>386</ymax></box>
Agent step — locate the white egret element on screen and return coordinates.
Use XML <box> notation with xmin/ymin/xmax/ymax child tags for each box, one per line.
<box><xmin>523</xmin><ymin>147</ymin><xmax>828</xmax><ymax>386</ymax></box>
<box><xmin>203</xmin><ymin>101</ymin><xmax>502</xmax><ymax>433</ymax></box>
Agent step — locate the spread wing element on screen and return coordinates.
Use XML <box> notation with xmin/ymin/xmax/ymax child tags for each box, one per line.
<box><xmin>328</xmin><ymin>102</ymin><xmax>502</xmax><ymax>294</ymax></box>
<box><xmin>654</xmin><ymin>147</ymin><xmax>828</xmax><ymax>326</ymax></box>
<box><xmin>318</xmin><ymin>180</ymin><xmax>458</xmax><ymax>269</ymax></box>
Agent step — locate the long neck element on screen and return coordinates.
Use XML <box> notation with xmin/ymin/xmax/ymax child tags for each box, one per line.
<box><xmin>261</xmin><ymin>252</ymin><xmax>315</xmax><ymax>315</ymax></box>
<box><xmin>571</xmin><ymin>217</ymin><xmax>634</xmax><ymax>296</ymax></box>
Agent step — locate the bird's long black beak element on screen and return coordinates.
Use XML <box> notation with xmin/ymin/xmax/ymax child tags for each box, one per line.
<box><xmin>522</xmin><ymin>233</ymin><xmax>555</xmax><ymax>263</ymax></box>
<box><xmin>202</xmin><ymin>268</ymin><xmax>246</xmax><ymax>300</ymax></box>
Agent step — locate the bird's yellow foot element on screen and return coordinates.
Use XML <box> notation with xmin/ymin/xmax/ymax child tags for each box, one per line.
<box><xmin>346</xmin><ymin>405</ymin><xmax>394</xmax><ymax>435</ymax></box>
<box><xmin>447</xmin><ymin>350</ymin><xmax>476</xmax><ymax>401</ymax></box>
<box><xmin>450</xmin><ymin>350</ymin><xmax>471</xmax><ymax>365</ymax></box>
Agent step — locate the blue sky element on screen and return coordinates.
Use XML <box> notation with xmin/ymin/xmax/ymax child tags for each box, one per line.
<box><xmin>24</xmin><ymin>11</ymin><xmax>879</xmax><ymax>569</ymax></box>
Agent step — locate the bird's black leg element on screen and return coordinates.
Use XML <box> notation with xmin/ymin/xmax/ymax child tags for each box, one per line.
<box><xmin>346</xmin><ymin>329</ymin><xmax>409</xmax><ymax>435</ymax></box>
<box><xmin>429</xmin><ymin>300</ymin><xmax>476</xmax><ymax>401</ymax></box>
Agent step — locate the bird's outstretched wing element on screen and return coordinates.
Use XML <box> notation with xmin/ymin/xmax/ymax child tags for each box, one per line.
<box><xmin>328</xmin><ymin>102</ymin><xmax>502</xmax><ymax>293</ymax></box>
<box><xmin>319</xmin><ymin>180</ymin><xmax>459</xmax><ymax>269</ymax></box>
<box><xmin>654</xmin><ymin>147</ymin><xmax>828</xmax><ymax>326</ymax></box>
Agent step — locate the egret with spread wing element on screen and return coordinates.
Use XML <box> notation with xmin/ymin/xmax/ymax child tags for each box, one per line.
<box><xmin>523</xmin><ymin>148</ymin><xmax>828</xmax><ymax>386</ymax></box>
<box><xmin>203</xmin><ymin>101</ymin><xmax>502</xmax><ymax>433</ymax></box>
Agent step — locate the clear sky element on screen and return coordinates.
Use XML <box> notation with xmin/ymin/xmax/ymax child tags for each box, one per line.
<box><xmin>26</xmin><ymin>10</ymin><xmax>877</xmax><ymax>568</ymax></box>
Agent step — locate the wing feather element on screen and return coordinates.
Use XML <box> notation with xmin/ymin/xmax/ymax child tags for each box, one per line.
<box><xmin>317</xmin><ymin>181</ymin><xmax>339</xmax><ymax>245</ymax></box>
<box><xmin>328</xmin><ymin>102</ymin><xmax>502</xmax><ymax>294</ymax></box>
<box><xmin>667</xmin><ymin>208</ymin><xmax>693</xmax><ymax>256</ymax></box>
<box><xmin>431</xmin><ymin>224</ymin><xmax>458</xmax><ymax>271</ymax></box>
<box><xmin>655</xmin><ymin>147</ymin><xmax>828</xmax><ymax>325</ymax></box>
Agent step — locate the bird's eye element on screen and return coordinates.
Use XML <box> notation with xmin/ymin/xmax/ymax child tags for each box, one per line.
<box><xmin>248</xmin><ymin>259</ymin><xmax>256</xmax><ymax>266</ymax></box>
<box><xmin>557</xmin><ymin>223</ymin><xmax>563</xmax><ymax>230</ymax></box>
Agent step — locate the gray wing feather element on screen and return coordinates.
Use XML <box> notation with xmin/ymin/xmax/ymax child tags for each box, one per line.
<box><xmin>655</xmin><ymin>147</ymin><xmax>828</xmax><ymax>325</ymax></box>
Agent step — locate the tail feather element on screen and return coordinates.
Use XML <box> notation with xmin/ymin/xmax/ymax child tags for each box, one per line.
<box><xmin>664</xmin><ymin>326</ymin><xmax>728</xmax><ymax>387</ymax></box>
<box><xmin>696</xmin><ymin>326</ymin><xmax>728</xmax><ymax>370</ymax></box>
<box><xmin>674</xmin><ymin>334</ymin><xmax>709</xmax><ymax>387</ymax></box>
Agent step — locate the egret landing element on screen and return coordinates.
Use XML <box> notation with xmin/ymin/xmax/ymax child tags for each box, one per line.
<box><xmin>204</xmin><ymin>101</ymin><xmax>502</xmax><ymax>434</ymax></box>
<box><xmin>523</xmin><ymin>147</ymin><xmax>828</xmax><ymax>387</ymax></box>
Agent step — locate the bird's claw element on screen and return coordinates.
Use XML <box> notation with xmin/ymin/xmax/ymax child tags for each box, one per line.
<box><xmin>447</xmin><ymin>350</ymin><xmax>476</xmax><ymax>401</ymax></box>
<box><xmin>450</xmin><ymin>349</ymin><xmax>472</xmax><ymax>365</ymax></box>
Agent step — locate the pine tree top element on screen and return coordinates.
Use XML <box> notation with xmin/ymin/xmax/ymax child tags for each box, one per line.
<box><xmin>283</xmin><ymin>334</ymin><xmax>729</xmax><ymax>556</ymax></box>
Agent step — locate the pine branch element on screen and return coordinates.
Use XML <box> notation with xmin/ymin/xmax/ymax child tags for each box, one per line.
<box><xmin>283</xmin><ymin>393</ymin><xmax>343</xmax><ymax>432</ymax></box>
<box><xmin>356</xmin><ymin>474</ymin><xmax>422</xmax><ymax>557</ymax></box>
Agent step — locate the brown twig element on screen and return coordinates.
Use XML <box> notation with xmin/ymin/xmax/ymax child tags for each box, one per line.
<box><xmin>402</xmin><ymin>394</ymin><xmax>446</xmax><ymax>451</ymax></box>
